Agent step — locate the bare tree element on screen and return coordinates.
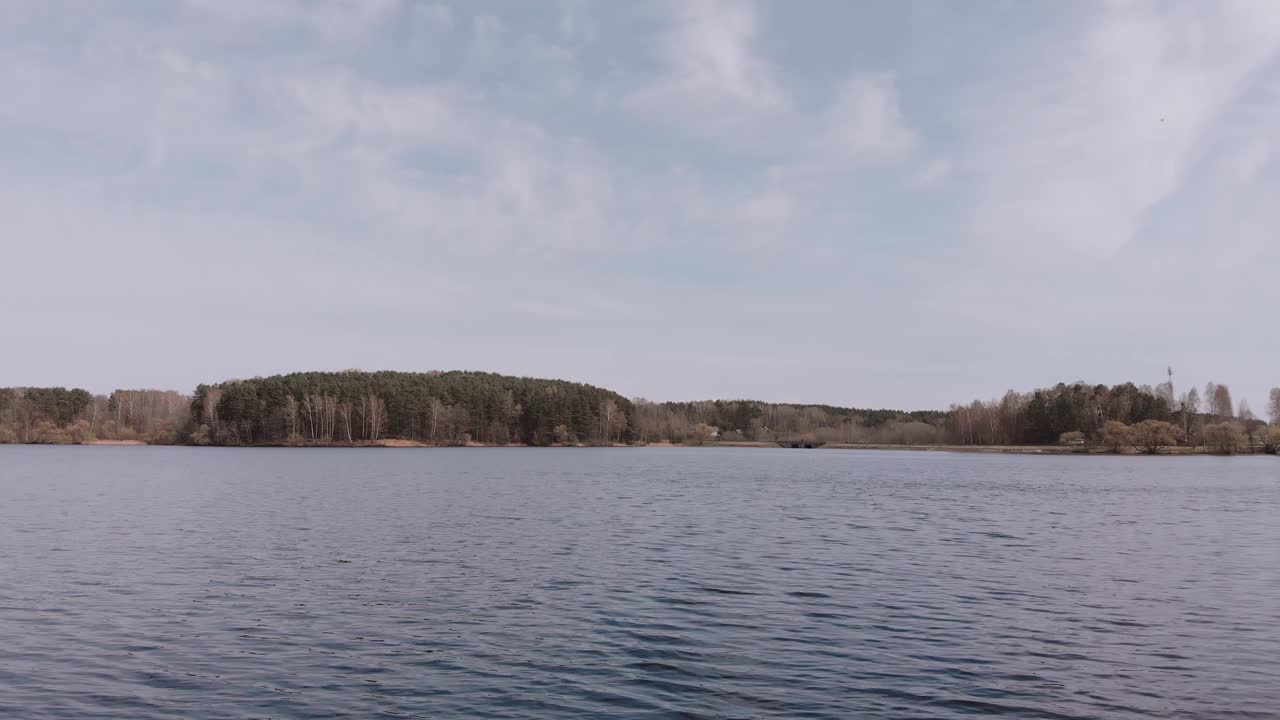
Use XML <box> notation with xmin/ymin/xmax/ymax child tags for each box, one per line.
<box><xmin>1102</xmin><ymin>421</ymin><xmax>1133</xmax><ymax>453</ymax></box>
<box><xmin>1269</xmin><ymin>388</ymin><xmax>1280</xmax><ymax>426</ymax></box>
<box><xmin>599</xmin><ymin>400</ymin><xmax>619</xmax><ymax>444</ymax></box>
<box><xmin>283</xmin><ymin>395</ymin><xmax>300</xmax><ymax>441</ymax></box>
<box><xmin>322</xmin><ymin>395</ymin><xmax>337</xmax><ymax>442</ymax></box>
<box><xmin>338</xmin><ymin>401</ymin><xmax>353</xmax><ymax>443</ymax></box>
<box><xmin>1238</xmin><ymin>399</ymin><xmax>1255</xmax><ymax>423</ymax></box>
<box><xmin>428</xmin><ymin>397</ymin><xmax>445</xmax><ymax>444</ymax></box>
<box><xmin>1264</xmin><ymin>426</ymin><xmax>1280</xmax><ymax>454</ymax></box>
<box><xmin>366</xmin><ymin>396</ymin><xmax>386</xmax><ymax>441</ymax></box>
<box><xmin>202</xmin><ymin>388</ymin><xmax>223</xmax><ymax>429</ymax></box>
<box><xmin>87</xmin><ymin>395</ymin><xmax>106</xmax><ymax>436</ymax></box>
<box><xmin>1180</xmin><ymin>387</ymin><xmax>1200</xmax><ymax>446</ymax></box>
<box><xmin>1132</xmin><ymin>420</ymin><xmax>1179</xmax><ymax>454</ymax></box>
<box><xmin>108</xmin><ymin>390</ymin><xmax>189</xmax><ymax>436</ymax></box>
<box><xmin>1203</xmin><ymin>422</ymin><xmax>1247</xmax><ymax>455</ymax></box>
<box><xmin>1209</xmin><ymin>383</ymin><xmax>1234</xmax><ymax>421</ymax></box>
<box><xmin>609</xmin><ymin>405</ymin><xmax>628</xmax><ymax>444</ymax></box>
<box><xmin>1156</xmin><ymin>366</ymin><xmax>1175</xmax><ymax>410</ymax></box>
<box><xmin>301</xmin><ymin>395</ymin><xmax>317</xmax><ymax>440</ymax></box>
<box><xmin>689</xmin><ymin>423</ymin><xmax>716</xmax><ymax>446</ymax></box>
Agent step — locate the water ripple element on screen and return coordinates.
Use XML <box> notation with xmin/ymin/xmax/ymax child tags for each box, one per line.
<box><xmin>2</xmin><ymin>446</ymin><xmax>1279</xmax><ymax>718</ymax></box>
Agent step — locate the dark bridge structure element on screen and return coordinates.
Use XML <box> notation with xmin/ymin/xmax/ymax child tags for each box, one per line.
<box><xmin>775</xmin><ymin>437</ymin><xmax>826</xmax><ymax>449</ymax></box>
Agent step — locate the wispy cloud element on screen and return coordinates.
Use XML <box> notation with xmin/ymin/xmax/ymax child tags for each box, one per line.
<box><xmin>624</xmin><ymin>0</ymin><xmax>789</xmax><ymax>143</ymax></box>
<box><xmin>1</xmin><ymin>0</ymin><xmax>1277</xmax><ymax>409</ymax></box>
<box><xmin>962</xmin><ymin>0</ymin><xmax>1280</xmax><ymax>258</ymax></box>
<box><xmin>818</xmin><ymin>74</ymin><xmax>917</xmax><ymax>166</ymax></box>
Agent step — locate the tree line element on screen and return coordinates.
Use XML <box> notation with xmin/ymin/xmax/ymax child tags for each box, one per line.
<box><xmin>0</xmin><ymin>387</ymin><xmax>189</xmax><ymax>444</ymax></box>
<box><xmin>632</xmin><ymin>399</ymin><xmax>946</xmax><ymax>445</ymax></box>
<box><xmin>188</xmin><ymin>370</ymin><xmax>632</xmax><ymax>446</ymax></box>
<box><xmin>2</xmin><ymin>372</ymin><xmax>1278</xmax><ymax>454</ymax></box>
<box><xmin>946</xmin><ymin>380</ymin><xmax>1280</xmax><ymax>453</ymax></box>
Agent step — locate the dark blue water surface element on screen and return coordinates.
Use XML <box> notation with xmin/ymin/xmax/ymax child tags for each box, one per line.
<box><xmin>1</xmin><ymin>446</ymin><xmax>1278</xmax><ymax>719</ymax></box>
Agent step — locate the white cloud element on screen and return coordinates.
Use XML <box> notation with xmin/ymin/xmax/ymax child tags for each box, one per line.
<box><xmin>963</xmin><ymin>1</ymin><xmax>1280</xmax><ymax>257</ymax></box>
<box><xmin>4</xmin><ymin>1</ymin><xmax>1278</xmax><ymax>407</ymax></box>
<box><xmin>819</xmin><ymin>74</ymin><xmax>917</xmax><ymax>164</ymax></box>
<box><xmin>911</xmin><ymin>157</ymin><xmax>953</xmax><ymax>189</ymax></box>
<box><xmin>770</xmin><ymin>72</ymin><xmax>923</xmax><ymax>183</ymax></box>
<box><xmin>181</xmin><ymin>0</ymin><xmax>399</xmax><ymax>43</ymax></box>
<box><xmin>0</xmin><ymin>8</ymin><xmax>640</xmax><ymax>256</ymax></box>
<box><xmin>0</xmin><ymin>0</ymin><xmax>932</xmax><ymax>267</ymax></box>
<box><xmin>624</xmin><ymin>0</ymin><xmax>789</xmax><ymax>141</ymax></box>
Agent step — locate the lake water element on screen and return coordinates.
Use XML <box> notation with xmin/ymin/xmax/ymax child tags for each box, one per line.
<box><xmin>1</xmin><ymin>446</ymin><xmax>1278</xmax><ymax>719</ymax></box>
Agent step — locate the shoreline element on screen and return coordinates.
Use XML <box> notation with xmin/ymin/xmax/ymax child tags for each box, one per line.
<box><xmin>825</xmin><ymin>443</ymin><xmax>1205</xmax><ymax>455</ymax></box>
<box><xmin>15</xmin><ymin>440</ymin><xmax>1265</xmax><ymax>456</ymax></box>
<box><xmin>671</xmin><ymin>442</ymin><xmax>1236</xmax><ymax>455</ymax></box>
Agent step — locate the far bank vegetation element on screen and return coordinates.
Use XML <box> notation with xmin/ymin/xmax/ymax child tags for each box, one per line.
<box><xmin>2</xmin><ymin>373</ymin><xmax>1278</xmax><ymax>455</ymax></box>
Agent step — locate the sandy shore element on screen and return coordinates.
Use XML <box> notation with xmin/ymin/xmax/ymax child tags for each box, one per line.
<box><xmin>87</xmin><ymin>440</ymin><xmax>147</xmax><ymax>446</ymax></box>
<box><xmin>371</xmin><ymin>439</ymin><xmax>429</xmax><ymax>447</ymax></box>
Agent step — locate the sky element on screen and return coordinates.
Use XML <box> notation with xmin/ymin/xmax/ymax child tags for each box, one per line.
<box><xmin>2</xmin><ymin>0</ymin><xmax>1279</xmax><ymax>411</ymax></box>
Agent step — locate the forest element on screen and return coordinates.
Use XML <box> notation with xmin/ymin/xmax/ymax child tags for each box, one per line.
<box><xmin>1</xmin><ymin>371</ymin><xmax>1278</xmax><ymax>454</ymax></box>
<box><xmin>0</xmin><ymin>387</ymin><xmax>188</xmax><ymax>445</ymax></box>
<box><xmin>632</xmin><ymin>399</ymin><xmax>945</xmax><ymax>445</ymax></box>
<box><xmin>187</xmin><ymin>371</ymin><xmax>632</xmax><ymax>446</ymax></box>
<box><xmin>944</xmin><ymin>380</ymin><xmax>1278</xmax><ymax>453</ymax></box>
